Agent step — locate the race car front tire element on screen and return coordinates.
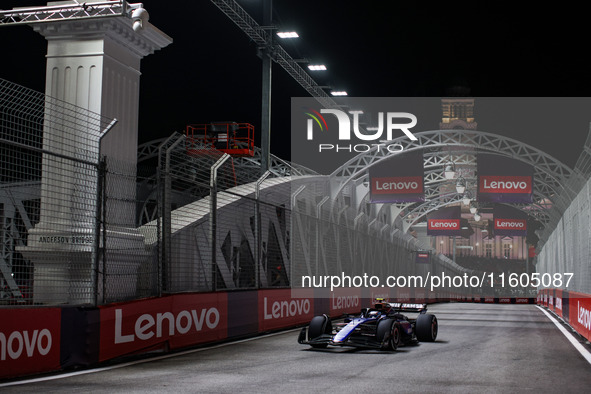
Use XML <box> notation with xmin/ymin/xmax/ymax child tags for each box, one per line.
<box><xmin>377</xmin><ymin>319</ymin><xmax>399</xmax><ymax>351</ymax></box>
<box><xmin>308</xmin><ymin>315</ymin><xmax>331</xmax><ymax>348</ymax></box>
<box><xmin>416</xmin><ymin>313</ymin><xmax>438</xmax><ymax>342</ymax></box>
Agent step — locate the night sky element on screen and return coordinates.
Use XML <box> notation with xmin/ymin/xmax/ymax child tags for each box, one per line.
<box><xmin>0</xmin><ymin>1</ymin><xmax>589</xmax><ymax>168</ymax></box>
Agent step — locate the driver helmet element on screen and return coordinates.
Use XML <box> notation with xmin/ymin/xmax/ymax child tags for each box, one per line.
<box><xmin>374</xmin><ymin>297</ymin><xmax>389</xmax><ymax>310</ymax></box>
<box><xmin>374</xmin><ymin>297</ymin><xmax>388</xmax><ymax>309</ymax></box>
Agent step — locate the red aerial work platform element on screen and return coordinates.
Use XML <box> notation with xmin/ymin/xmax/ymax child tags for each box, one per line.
<box><xmin>186</xmin><ymin>122</ymin><xmax>255</xmax><ymax>157</ymax></box>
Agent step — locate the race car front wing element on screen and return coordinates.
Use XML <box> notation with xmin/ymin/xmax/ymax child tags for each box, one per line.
<box><xmin>297</xmin><ymin>327</ymin><xmax>387</xmax><ymax>349</ymax></box>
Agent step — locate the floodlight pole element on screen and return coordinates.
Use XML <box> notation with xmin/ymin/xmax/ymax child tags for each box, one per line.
<box><xmin>260</xmin><ymin>0</ymin><xmax>272</xmax><ymax>174</ymax></box>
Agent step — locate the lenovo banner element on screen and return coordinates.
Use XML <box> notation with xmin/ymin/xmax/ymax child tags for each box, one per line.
<box><xmin>552</xmin><ymin>289</ymin><xmax>564</xmax><ymax>317</ymax></box>
<box><xmin>99</xmin><ymin>293</ymin><xmax>228</xmax><ymax>362</ymax></box>
<box><xmin>493</xmin><ymin>205</ymin><xmax>528</xmax><ymax>237</ymax></box>
<box><xmin>477</xmin><ymin>154</ymin><xmax>533</xmax><ymax>203</ymax></box>
<box><xmin>416</xmin><ymin>251</ymin><xmax>431</xmax><ymax>264</ymax></box>
<box><xmin>427</xmin><ymin>206</ymin><xmax>461</xmax><ymax>236</ymax></box>
<box><xmin>329</xmin><ymin>287</ymin><xmax>362</xmax><ymax>316</ymax></box>
<box><xmin>369</xmin><ymin>151</ymin><xmax>424</xmax><ymax>203</ymax></box>
<box><xmin>569</xmin><ymin>291</ymin><xmax>591</xmax><ymax>342</ymax></box>
<box><xmin>0</xmin><ymin>308</ymin><xmax>61</xmax><ymax>379</ymax></box>
<box><xmin>259</xmin><ymin>289</ymin><xmax>314</xmax><ymax>332</ymax></box>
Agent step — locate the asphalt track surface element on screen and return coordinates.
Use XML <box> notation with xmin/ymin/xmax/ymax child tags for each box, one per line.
<box><xmin>2</xmin><ymin>303</ymin><xmax>591</xmax><ymax>393</ymax></box>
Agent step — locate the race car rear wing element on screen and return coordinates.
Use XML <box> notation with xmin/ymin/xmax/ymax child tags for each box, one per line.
<box><xmin>390</xmin><ymin>303</ymin><xmax>428</xmax><ymax>313</ymax></box>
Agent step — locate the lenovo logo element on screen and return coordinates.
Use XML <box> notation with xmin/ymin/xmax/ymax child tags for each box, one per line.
<box><xmin>372</xmin><ymin>176</ymin><xmax>423</xmax><ymax>194</ymax></box>
<box><xmin>480</xmin><ymin>176</ymin><xmax>532</xmax><ymax>193</ymax></box>
<box><xmin>114</xmin><ymin>307</ymin><xmax>220</xmax><ymax>344</ymax></box>
<box><xmin>0</xmin><ymin>329</ymin><xmax>52</xmax><ymax>361</ymax></box>
<box><xmin>332</xmin><ymin>295</ymin><xmax>359</xmax><ymax>310</ymax></box>
<box><xmin>578</xmin><ymin>301</ymin><xmax>591</xmax><ymax>332</ymax></box>
<box><xmin>428</xmin><ymin>220</ymin><xmax>459</xmax><ymax>230</ymax></box>
<box><xmin>495</xmin><ymin>219</ymin><xmax>526</xmax><ymax>229</ymax></box>
<box><xmin>263</xmin><ymin>297</ymin><xmax>311</xmax><ymax>320</ymax></box>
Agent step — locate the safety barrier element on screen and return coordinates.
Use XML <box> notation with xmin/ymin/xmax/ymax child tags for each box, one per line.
<box><xmin>537</xmin><ymin>288</ymin><xmax>591</xmax><ymax>343</ymax></box>
<box><xmin>0</xmin><ymin>288</ymin><xmax>542</xmax><ymax>380</ymax></box>
<box><xmin>0</xmin><ymin>289</ymin><xmax>364</xmax><ymax>380</ymax></box>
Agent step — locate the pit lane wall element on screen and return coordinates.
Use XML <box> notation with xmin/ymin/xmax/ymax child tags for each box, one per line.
<box><xmin>537</xmin><ymin>289</ymin><xmax>591</xmax><ymax>342</ymax></box>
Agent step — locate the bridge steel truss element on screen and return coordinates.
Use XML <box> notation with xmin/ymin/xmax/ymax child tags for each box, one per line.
<box><xmin>328</xmin><ymin>130</ymin><xmax>586</xmax><ymax>247</ymax></box>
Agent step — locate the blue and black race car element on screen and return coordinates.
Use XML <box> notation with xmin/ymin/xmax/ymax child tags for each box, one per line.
<box><xmin>298</xmin><ymin>299</ymin><xmax>437</xmax><ymax>351</ymax></box>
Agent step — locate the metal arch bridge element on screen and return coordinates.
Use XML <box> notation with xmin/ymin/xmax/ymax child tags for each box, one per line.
<box><xmin>337</xmin><ymin>150</ymin><xmax>554</xmax><ymax>231</ymax></box>
<box><xmin>327</xmin><ymin>129</ymin><xmax>586</xmax><ymax>244</ymax></box>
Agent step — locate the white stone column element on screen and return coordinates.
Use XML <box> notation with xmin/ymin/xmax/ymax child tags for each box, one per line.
<box><xmin>18</xmin><ymin>1</ymin><xmax>172</xmax><ymax>304</ymax></box>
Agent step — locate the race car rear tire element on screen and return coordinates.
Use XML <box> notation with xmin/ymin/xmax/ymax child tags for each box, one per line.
<box><xmin>416</xmin><ymin>313</ymin><xmax>438</xmax><ymax>342</ymax></box>
<box><xmin>308</xmin><ymin>315</ymin><xmax>331</xmax><ymax>348</ymax></box>
<box><xmin>377</xmin><ymin>319</ymin><xmax>399</xmax><ymax>351</ymax></box>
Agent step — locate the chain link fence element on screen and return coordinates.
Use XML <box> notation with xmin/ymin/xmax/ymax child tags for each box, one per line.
<box><xmin>147</xmin><ymin>134</ymin><xmax>295</xmax><ymax>293</ymax></box>
<box><xmin>100</xmin><ymin>157</ymin><xmax>159</xmax><ymax>303</ymax></box>
<box><xmin>537</xmin><ymin>134</ymin><xmax>591</xmax><ymax>294</ymax></box>
<box><xmin>289</xmin><ymin>181</ymin><xmax>471</xmax><ymax>296</ymax></box>
<box><xmin>0</xmin><ymin>78</ymin><xmax>111</xmax><ymax>306</ymax></box>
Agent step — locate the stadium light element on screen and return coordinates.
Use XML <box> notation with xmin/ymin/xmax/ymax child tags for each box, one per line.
<box><xmin>308</xmin><ymin>64</ymin><xmax>327</xmax><ymax>71</ymax></box>
<box><xmin>277</xmin><ymin>31</ymin><xmax>298</xmax><ymax>38</ymax></box>
<box><xmin>331</xmin><ymin>91</ymin><xmax>348</xmax><ymax>96</ymax></box>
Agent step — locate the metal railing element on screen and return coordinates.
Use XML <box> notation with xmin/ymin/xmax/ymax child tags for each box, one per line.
<box><xmin>537</xmin><ymin>136</ymin><xmax>591</xmax><ymax>295</ymax></box>
<box><xmin>0</xmin><ymin>78</ymin><xmax>112</xmax><ymax>305</ymax></box>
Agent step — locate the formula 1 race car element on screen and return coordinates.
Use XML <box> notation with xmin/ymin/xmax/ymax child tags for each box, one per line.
<box><xmin>298</xmin><ymin>299</ymin><xmax>437</xmax><ymax>351</ymax></box>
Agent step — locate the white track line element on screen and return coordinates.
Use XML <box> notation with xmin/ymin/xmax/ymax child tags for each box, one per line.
<box><xmin>0</xmin><ymin>328</ymin><xmax>300</xmax><ymax>388</ymax></box>
<box><xmin>537</xmin><ymin>305</ymin><xmax>591</xmax><ymax>365</ymax></box>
